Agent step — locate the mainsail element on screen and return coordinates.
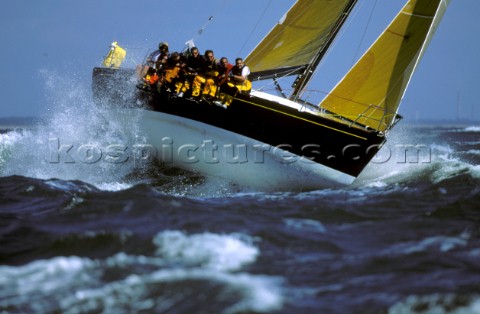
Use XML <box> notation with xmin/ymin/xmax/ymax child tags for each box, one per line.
<box><xmin>319</xmin><ymin>0</ymin><xmax>450</xmax><ymax>133</ymax></box>
<box><xmin>245</xmin><ymin>0</ymin><xmax>358</xmax><ymax>98</ymax></box>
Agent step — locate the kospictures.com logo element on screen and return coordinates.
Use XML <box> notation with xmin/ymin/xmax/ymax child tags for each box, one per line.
<box><xmin>47</xmin><ymin>138</ymin><xmax>431</xmax><ymax>165</ymax></box>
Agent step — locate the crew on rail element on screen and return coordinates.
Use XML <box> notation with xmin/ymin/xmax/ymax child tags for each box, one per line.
<box><xmin>137</xmin><ymin>42</ymin><xmax>251</xmax><ymax>109</ymax></box>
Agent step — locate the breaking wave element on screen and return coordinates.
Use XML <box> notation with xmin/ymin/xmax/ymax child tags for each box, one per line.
<box><xmin>0</xmin><ymin>69</ymin><xmax>158</xmax><ymax>191</ymax></box>
<box><xmin>0</xmin><ymin>231</ymin><xmax>283</xmax><ymax>313</ymax></box>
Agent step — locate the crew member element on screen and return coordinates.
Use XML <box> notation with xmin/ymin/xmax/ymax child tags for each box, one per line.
<box><xmin>215</xmin><ymin>57</ymin><xmax>251</xmax><ymax>108</ymax></box>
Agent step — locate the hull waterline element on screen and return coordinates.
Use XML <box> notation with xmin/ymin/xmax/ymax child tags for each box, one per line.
<box><xmin>92</xmin><ymin>67</ymin><xmax>385</xmax><ymax>191</ymax></box>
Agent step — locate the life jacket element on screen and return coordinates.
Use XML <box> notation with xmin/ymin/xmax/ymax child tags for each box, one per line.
<box><xmin>186</xmin><ymin>55</ymin><xmax>204</xmax><ymax>74</ymax></box>
<box><xmin>204</xmin><ymin>59</ymin><xmax>219</xmax><ymax>77</ymax></box>
<box><xmin>229</xmin><ymin>65</ymin><xmax>251</xmax><ymax>94</ymax></box>
<box><xmin>145</xmin><ymin>73</ymin><xmax>159</xmax><ymax>85</ymax></box>
<box><xmin>231</xmin><ymin>65</ymin><xmax>250</xmax><ymax>85</ymax></box>
<box><xmin>231</xmin><ymin>65</ymin><xmax>244</xmax><ymax>77</ymax></box>
<box><xmin>231</xmin><ymin>65</ymin><xmax>250</xmax><ymax>81</ymax></box>
<box><xmin>164</xmin><ymin>67</ymin><xmax>180</xmax><ymax>83</ymax></box>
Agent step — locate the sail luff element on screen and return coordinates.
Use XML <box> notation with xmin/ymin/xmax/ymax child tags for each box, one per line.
<box><xmin>394</xmin><ymin>0</ymin><xmax>451</xmax><ymax>118</ymax></box>
<box><xmin>245</xmin><ymin>0</ymin><xmax>359</xmax><ymax>83</ymax></box>
<box><xmin>245</xmin><ymin>0</ymin><xmax>298</xmax><ymax>74</ymax></box>
<box><xmin>318</xmin><ymin>0</ymin><xmax>450</xmax><ymax>133</ymax></box>
<box><xmin>290</xmin><ymin>0</ymin><xmax>358</xmax><ymax>101</ymax></box>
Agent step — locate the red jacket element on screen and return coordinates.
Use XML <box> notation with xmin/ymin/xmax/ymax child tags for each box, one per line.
<box><xmin>217</xmin><ymin>62</ymin><xmax>233</xmax><ymax>84</ymax></box>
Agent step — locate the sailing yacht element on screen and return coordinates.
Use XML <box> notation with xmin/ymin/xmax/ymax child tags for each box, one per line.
<box><xmin>92</xmin><ymin>0</ymin><xmax>450</xmax><ymax>191</ymax></box>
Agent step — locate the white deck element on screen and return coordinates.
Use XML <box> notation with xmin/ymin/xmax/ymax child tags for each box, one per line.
<box><xmin>250</xmin><ymin>90</ymin><xmax>320</xmax><ymax>115</ymax></box>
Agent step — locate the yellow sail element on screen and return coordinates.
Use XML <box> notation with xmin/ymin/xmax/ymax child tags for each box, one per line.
<box><xmin>245</xmin><ymin>0</ymin><xmax>357</xmax><ymax>77</ymax></box>
<box><xmin>319</xmin><ymin>0</ymin><xmax>450</xmax><ymax>133</ymax></box>
<box><xmin>102</xmin><ymin>41</ymin><xmax>126</xmax><ymax>68</ymax></box>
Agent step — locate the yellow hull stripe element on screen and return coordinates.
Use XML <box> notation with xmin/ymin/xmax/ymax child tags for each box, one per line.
<box><xmin>236</xmin><ymin>97</ymin><xmax>368</xmax><ymax>141</ymax></box>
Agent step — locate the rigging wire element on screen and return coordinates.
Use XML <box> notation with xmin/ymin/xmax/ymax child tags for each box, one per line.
<box><xmin>351</xmin><ymin>0</ymin><xmax>378</xmax><ymax>66</ymax></box>
<box><xmin>237</xmin><ymin>0</ymin><xmax>274</xmax><ymax>57</ymax></box>
<box><xmin>293</xmin><ymin>1</ymin><xmax>376</xmax><ymax>105</ymax></box>
<box><xmin>284</xmin><ymin>2</ymin><xmax>365</xmax><ymax>102</ymax></box>
<box><xmin>187</xmin><ymin>0</ymin><xmax>232</xmax><ymax>50</ymax></box>
<box><xmin>192</xmin><ymin>16</ymin><xmax>215</xmax><ymax>43</ymax></box>
<box><xmin>182</xmin><ymin>15</ymin><xmax>215</xmax><ymax>53</ymax></box>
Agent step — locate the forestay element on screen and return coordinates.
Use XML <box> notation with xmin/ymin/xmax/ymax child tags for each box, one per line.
<box><xmin>319</xmin><ymin>0</ymin><xmax>451</xmax><ymax>133</ymax></box>
<box><xmin>245</xmin><ymin>0</ymin><xmax>358</xmax><ymax>89</ymax></box>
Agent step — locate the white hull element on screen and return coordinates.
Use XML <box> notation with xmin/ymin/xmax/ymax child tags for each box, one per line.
<box><xmin>111</xmin><ymin>108</ymin><xmax>355</xmax><ymax>191</ymax></box>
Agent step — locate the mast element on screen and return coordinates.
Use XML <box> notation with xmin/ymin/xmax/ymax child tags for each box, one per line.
<box><xmin>290</xmin><ymin>0</ymin><xmax>358</xmax><ymax>102</ymax></box>
<box><xmin>245</xmin><ymin>0</ymin><xmax>361</xmax><ymax>89</ymax></box>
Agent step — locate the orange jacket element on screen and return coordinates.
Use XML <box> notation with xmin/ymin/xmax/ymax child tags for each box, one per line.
<box><xmin>145</xmin><ymin>73</ymin><xmax>159</xmax><ymax>85</ymax></box>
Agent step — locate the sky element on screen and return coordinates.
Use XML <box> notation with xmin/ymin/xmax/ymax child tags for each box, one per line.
<box><xmin>0</xmin><ymin>0</ymin><xmax>478</xmax><ymax>122</ymax></box>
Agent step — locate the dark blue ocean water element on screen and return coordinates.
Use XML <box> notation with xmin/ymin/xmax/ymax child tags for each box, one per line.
<box><xmin>1</xmin><ymin>120</ymin><xmax>480</xmax><ymax>313</ymax></box>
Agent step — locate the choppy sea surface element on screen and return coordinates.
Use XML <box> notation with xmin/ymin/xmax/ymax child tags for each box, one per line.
<box><xmin>1</xmin><ymin>101</ymin><xmax>480</xmax><ymax>313</ymax></box>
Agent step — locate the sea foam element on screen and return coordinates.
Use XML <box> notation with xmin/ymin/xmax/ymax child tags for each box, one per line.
<box><xmin>0</xmin><ymin>230</ymin><xmax>283</xmax><ymax>314</ymax></box>
<box><xmin>153</xmin><ymin>230</ymin><xmax>259</xmax><ymax>271</ymax></box>
<box><xmin>0</xmin><ymin>69</ymin><xmax>149</xmax><ymax>190</ymax></box>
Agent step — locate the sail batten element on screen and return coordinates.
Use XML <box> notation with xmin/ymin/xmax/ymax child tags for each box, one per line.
<box><xmin>319</xmin><ymin>0</ymin><xmax>450</xmax><ymax>133</ymax></box>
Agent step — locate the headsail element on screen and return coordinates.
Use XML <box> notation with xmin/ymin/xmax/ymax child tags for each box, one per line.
<box><xmin>245</xmin><ymin>0</ymin><xmax>358</xmax><ymax>96</ymax></box>
<box><xmin>319</xmin><ymin>0</ymin><xmax>450</xmax><ymax>133</ymax></box>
